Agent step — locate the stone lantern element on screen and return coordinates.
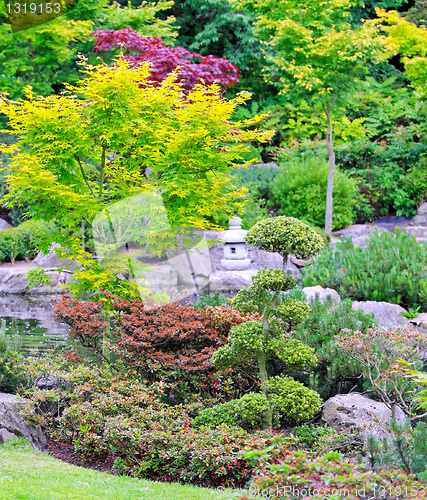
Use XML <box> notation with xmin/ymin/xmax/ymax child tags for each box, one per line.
<box><xmin>220</xmin><ymin>217</ymin><xmax>251</xmax><ymax>270</ymax></box>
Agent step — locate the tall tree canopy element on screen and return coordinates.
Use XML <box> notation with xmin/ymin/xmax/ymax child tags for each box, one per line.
<box><xmin>238</xmin><ymin>0</ymin><xmax>390</xmax><ymax>233</ymax></box>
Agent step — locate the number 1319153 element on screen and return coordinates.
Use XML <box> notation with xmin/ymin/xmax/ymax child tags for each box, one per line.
<box><xmin>6</xmin><ymin>3</ymin><xmax>61</xmax><ymax>13</ymax></box>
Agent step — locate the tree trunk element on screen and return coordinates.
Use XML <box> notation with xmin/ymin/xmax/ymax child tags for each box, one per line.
<box><xmin>324</xmin><ymin>109</ymin><xmax>336</xmax><ymax>235</ymax></box>
<box><xmin>257</xmin><ymin>350</ymin><xmax>272</xmax><ymax>430</ymax></box>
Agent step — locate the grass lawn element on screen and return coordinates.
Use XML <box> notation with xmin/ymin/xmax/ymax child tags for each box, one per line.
<box><xmin>0</xmin><ymin>439</ymin><xmax>235</xmax><ymax>500</ymax></box>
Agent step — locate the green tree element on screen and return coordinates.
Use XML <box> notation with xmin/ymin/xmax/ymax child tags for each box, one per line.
<box><xmin>212</xmin><ymin>268</ymin><xmax>320</xmax><ymax>429</ymax></box>
<box><xmin>244</xmin><ymin>216</ymin><xmax>325</xmax><ymax>269</ymax></box>
<box><xmin>238</xmin><ymin>0</ymin><xmax>389</xmax><ymax>233</ymax></box>
<box><xmin>0</xmin><ymin>57</ymin><xmax>272</xmax><ymax>296</ymax></box>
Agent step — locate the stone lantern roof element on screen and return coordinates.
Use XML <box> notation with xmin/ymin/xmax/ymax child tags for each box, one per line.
<box><xmin>222</xmin><ymin>216</ymin><xmax>246</xmax><ymax>244</ymax></box>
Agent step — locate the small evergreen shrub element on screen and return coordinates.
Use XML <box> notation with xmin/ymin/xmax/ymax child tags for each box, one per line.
<box><xmin>194</xmin><ymin>393</ymin><xmax>270</xmax><ymax>430</ymax></box>
<box><xmin>291</xmin><ymin>425</ymin><xmax>337</xmax><ymax>450</ymax></box>
<box><xmin>367</xmin><ymin>419</ymin><xmax>427</xmax><ymax>481</ymax></box>
<box><xmin>192</xmin><ymin>292</ymin><xmax>228</xmax><ymax>309</ymax></box>
<box><xmin>271</xmin><ymin>157</ymin><xmax>358</xmax><ymax>230</ymax></box>
<box><xmin>245</xmin><ymin>216</ymin><xmax>325</xmax><ymax>262</ymax></box>
<box><xmin>267</xmin><ymin>375</ymin><xmax>321</xmax><ymax>424</ymax></box>
<box><xmin>276</xmin><ymin>300</ymin><xmax>310</xmax><ymax>325</ymax></box>
<box><xmin>302</xmin><ymin>228</ymin><xmax>427</xmax><ymax>309</ymax></box>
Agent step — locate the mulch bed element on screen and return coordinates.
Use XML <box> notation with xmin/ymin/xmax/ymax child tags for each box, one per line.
<box><xmin>47</xmin><ymin>439</ymin><xmax>115</xmax><ymax>474</ymax></box>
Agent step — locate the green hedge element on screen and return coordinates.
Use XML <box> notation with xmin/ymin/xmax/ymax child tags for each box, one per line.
<box><xmin>0</xmin><ymin>219</ymin><xmax>57</xmax><ymax>265</ymax></box>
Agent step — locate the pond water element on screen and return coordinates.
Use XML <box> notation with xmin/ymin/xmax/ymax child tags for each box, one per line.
<box><xmin>0</xmin><ymin>295</ymin><xmax>69</xmax><ymax>351</ymax></box>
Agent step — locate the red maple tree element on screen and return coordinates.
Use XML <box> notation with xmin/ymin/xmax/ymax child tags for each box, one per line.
<box><xmin>91</xmin><ymin>28</ymin><xmax>241</xmax><ymax>91</ymax></box>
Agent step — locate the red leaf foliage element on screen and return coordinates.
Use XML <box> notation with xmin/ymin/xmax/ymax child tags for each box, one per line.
<box><xmin>55</xmin><ymin>295</ymin><xmax>259</xmax><ymax>402</ymax></box>
<box><xmin>91</xmin><ymin>28</ymin><xmax>241</xmax><ymax>91</ymax></box>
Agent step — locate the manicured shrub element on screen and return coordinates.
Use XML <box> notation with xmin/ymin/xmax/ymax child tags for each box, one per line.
<box><xmin>271</xmin><ymin>157</ymin><xmax>358</xmax><ymax>230</ymax></box>
<box><xmin>245</xmin><ymin>216</ymin><xmax>325</xmax><ymax>266</ymax></box>
<box><xmin>194</xmin><ymin>393</ymin><xmax>270</xmax><ymax>430</ymax></box>
<box><xmin>252</xmin><ymin>268</ymin><xmax>296</xmax><ymax>291</ymax></box>
<box><xmin>302</xmin><ymin>228</ymin><xmax>427</xmax><ymax>309</ymax></box>
<box><xmin>194</xmin><ymin>400</ymin><xmax>242</xmax><ymax>429</ymax></box>
<box><xmin>267</xmin><ymin>375</ymin><xmax>321</xmax><ymax>424</ymax></box>
<box><xmin>275</xmin><ymin>300</ymin><xmax>310</xmax><ymax>325</ymax></box>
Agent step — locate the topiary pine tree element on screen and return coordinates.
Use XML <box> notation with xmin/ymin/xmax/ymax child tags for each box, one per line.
<box><xmin>245</xmin><ymin>216</ymin><xmax>325</xmax><ymax>270</ymax></box>
<box><xmin>212</xmin><ymin>268</ymin><xmax>320</xmax><ymax>429</ymax></box>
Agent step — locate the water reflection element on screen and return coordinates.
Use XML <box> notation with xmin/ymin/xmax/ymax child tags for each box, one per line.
<box><xmin>0</xmin><ymin>295</ymin><xmax>69</xmax><ymax>351</ymax></box>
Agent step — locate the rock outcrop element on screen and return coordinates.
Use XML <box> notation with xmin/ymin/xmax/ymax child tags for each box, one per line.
<box><xmin>322</xmin><ymin>393</ymin><xmax>406</xmax><ymax>441</ymax></box>
<box><xmin>0</xmin><ymin>393</ymin><xmax>47</xmax><ymax>450</ymax></box>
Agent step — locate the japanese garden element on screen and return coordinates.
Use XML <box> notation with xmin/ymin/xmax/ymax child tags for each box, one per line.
<box><xmin>2</xmin><ymin>1</ymin><xmax>427</xmax><ymax>499</ymax></box>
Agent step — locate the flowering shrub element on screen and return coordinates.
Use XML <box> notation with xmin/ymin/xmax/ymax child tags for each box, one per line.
<box><xmin>239</xmin><ymin>450</ymin><xmax>427</xmax><ymax>500</ymax></box>
<box><xmin>55</xmin><ymin>296</ymin><xmax>257</xmax><ymax>403</ymax></box>
<box><xmin>337</xmin><ymin>328</ymin><xmax>427</xmax><ymax>418</ymax></box>
<box><xmin>106</xmin><ymin>421</ymin><xmax>276</xmax><ymax>486</ymax></box>
<box><xmin>91</xmin><ymin>28</ymin><xmax>240</xmax><ymax>92</ymax></box>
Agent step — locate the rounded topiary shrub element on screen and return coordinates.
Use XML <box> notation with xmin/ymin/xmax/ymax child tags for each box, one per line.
<box><xmin>267</xmin><ymin>375</ymin><xmax>321</xmax><ymax>424</ymax></box>
<box><xmin>193</xmin><ymin>399</ymin><xmax>241</xmax><ymax>429</ymax></box>
<box><xmin>194</xmin><ymin>393</ymin><xmax>269</xmax><ymax>430</ymax></box>
<box><xmin>276</xmin><ymin>300</ymin><xmax>311</xmax><ymax>324</ymax></box>
<box><xmin>270</xmin><ymin>157</ymin><xmax>358</xmax><ymax>231</ymax></box>
<box><xmin>252</xmin><ymin>268</ymin><xmax>296</xmax><ymax>292</ymax></box>
<box><xmin>245</xmin><ymin>216</ymin><xmax>325</xmax><ymax>263</ymax></box>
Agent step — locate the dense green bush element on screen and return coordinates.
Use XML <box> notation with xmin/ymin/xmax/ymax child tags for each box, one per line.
<box><xmin>270</xmin><ymin>157</ymin><xmax>358</xmax><ymax>230</ymax></box>
<box><xmin>194</xmin><ymin>393</ymin><xmax>269</xmax><ymax>430</ymax></box>
<box><xmin>194</xmin><ymin>378</ymin><xmax>320</xmax><ymax>430</ymax></box>
<box><xmin>245</xmin><ymin>216</ymin><xmax>325</xmax><ymax>264</ymax></box>
<box><xmin>302</xmin><ymin>228</ymin><xmax>427</xmax><ymax>309</ymax></box>
<box><xmin>0</xmin><ymin>219</ymin><xmax>57</xmax><ymax>265</ymax></box>
<box><xmin>267</xmin><ymin>375</ymin><xmax>321</xmax><ymax>424</ymax></box>
<box><xmin>291</xmin><ymin>425</ymin><xmax>337</xmax><ymax>450</ymax></box>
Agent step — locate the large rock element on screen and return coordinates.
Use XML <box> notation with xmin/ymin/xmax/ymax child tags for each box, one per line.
<box><xmin>209</xmin><ymin>269</ymin><xmax>258</xmax><ymax>292</ymax></box>
<box><xmin>32</xmin><ymin>243</ymin><xmax>75</xmax><ymax>269</ymax></box>
<box><xmin>410</xmin><ymin>203</ymin><xmax>427</xmax><ymax>227</ymax></box>
<box><xmin>410</xmin><ymin>313</ymin><xmax>427</xmax><ymax>334</ymax></box>
<box><xmin>0</xmin><ymin>264</ymin><xmax>73</xmax><ymax>294</ymax></box>
<box><xmin>331</xmin><ymin>224</ymin><xmax>388</xmax><ymax>249</ymax></box>
<box><xmin>321</xmin><ymin>393</ymin><xmax>406</xmax><ymax>441</ymax></box>
<box><xmin>0</xmin><ymin>393</ymin><xmax>47</xmax><ymax>450</ymax></box>
<box><xmin>302</xmin><ymin>285</ymin><xmax>341</xmax><ymax>304</ymax></box>
<box><xmin>351</xmin><ymin>300</ymin><xmax>409</xmax><ymax>328</ymax></box>
<box><xmin>0</xmin><ymin>218</ymin><xmax>12</xmax><ymax>230</ymax></box>
<box><xmin>404</xmin><ymin>226</ymin><xmax>427</xmax><ymax>244</ymax></box>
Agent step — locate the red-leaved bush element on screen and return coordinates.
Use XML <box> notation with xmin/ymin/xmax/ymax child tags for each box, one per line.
<box><xmin>55</xmin><ymin>295</ymin><xmax>259</xmax><ymax>403</ymax></box>
<box><xmin>91</xmin><ymin>28</ymin><xmax>240</xmax><ymax>91</ymax></box>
